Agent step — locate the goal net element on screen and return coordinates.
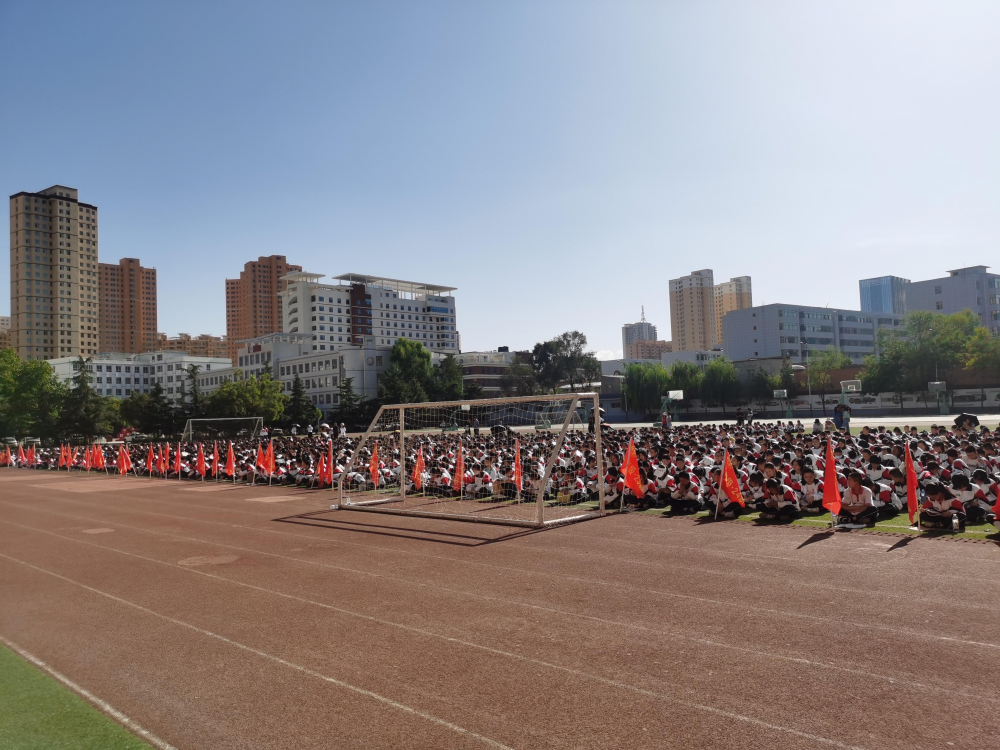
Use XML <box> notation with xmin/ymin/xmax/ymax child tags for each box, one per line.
<box><xmin>336</xmin><ymin>393</ymin><xmax>606</xmax><ymax>528</ymax></box>
<box><xmin>182</xmin><ymin>417</ymin><xmax>263</xmax><ymax>442</ymax></box>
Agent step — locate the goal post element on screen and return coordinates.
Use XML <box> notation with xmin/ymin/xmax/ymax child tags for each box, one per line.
<box><xmin>181</xmin><ymin>417</ymin><xmax>263</xmax><ymax>443</ymax></box>
<box><xmin>335</xmin><ymin>393</ymin><xmax>606</xmax><ymax>529</ymax></box>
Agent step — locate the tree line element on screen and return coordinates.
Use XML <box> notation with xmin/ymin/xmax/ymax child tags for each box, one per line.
<box><xmin>622</xmin><ymin>310</ymin><xmax>1000</xmax><ymax>417</ymax></box>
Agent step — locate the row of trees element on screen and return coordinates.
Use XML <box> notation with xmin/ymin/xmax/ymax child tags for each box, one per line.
<box><xmin>620</xmin><ymin>311</ymin><xmax>1000</xmax><ymax>417</ymax></box>
<box><xmin>378</xmin><ymin>331</ymin><xmax>602</xmax><ymax>403</ymax></box>
<box><xmin>0</xmin><ymin>350</ymin><xmax>349</xmax><ymax>440</ymax></box>
<box><xmin>859</xmin><ymin>310</ymin><xmax>1000</xmax><ymax>408</ymax></box>
<box><xmin>621</xmin><ymin>357</ymin><xmax>799</xmax><ymax>417</ymax></box>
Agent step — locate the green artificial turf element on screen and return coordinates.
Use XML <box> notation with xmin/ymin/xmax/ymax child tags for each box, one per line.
<box><xmin>0</xmin><ymin>644</ymin><xmax>152</xmax><ymax>750</ymax></box>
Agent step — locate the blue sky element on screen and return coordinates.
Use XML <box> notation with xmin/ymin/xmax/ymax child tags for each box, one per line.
<box><xmin>3</xmin><ymin>1</ymin><xmax>998</xmax><ymax>358</ymax></box>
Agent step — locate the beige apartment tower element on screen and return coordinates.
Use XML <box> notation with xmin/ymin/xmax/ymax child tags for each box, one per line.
<box><xmin>714</xmin><ymin>275</ymin><xmax>752</xmax><ymax>346</ymax></box>
<box><xmin>99</xmin><ymin>258</ymin><xmax>158</xmax><ymax>353</ymax></box>
<box><xmin>225</xmin><ymin>255</ymin><xmax>301</xmax><ymax>361</ymax></box>
<box><xmin>9</xmin><ymin>186</ymin><xmax>101</xmax><ymax>360</ymax></box>
<box><xmin>669</xmin><ymin>269</ymin><xmax>752</xmax><ymax>351</ymax></box>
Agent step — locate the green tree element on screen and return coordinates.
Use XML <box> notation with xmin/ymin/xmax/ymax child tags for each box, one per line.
<box><xmin>430</xmin><ymin>354</ymin><xmax>464</xmax><ymax>401</ymax></box>
<box><xmin>498</xmin><ymin>362</ymin><xmax>538</xmax><ymax>397</ymax></box>
<box><xmin>622</xmin><ymin>362</ymin><xmax>671</xmax><ymax>418</ymax></box>
<box><xmin>666</xmin><ymin>361</ymin><xmax>703</xmax><ymax>412</ymax></box>
<box><xmin>378</xmin><ymin>338</ymin><xmax>432</xmax><ymax>403</ymax></box>
<box><xmin>334</xmin><ymin>376</ymin><xmax>365</xmax><ymax>429</ymax></box>
<box><xmin>204</xmin><ymin>371</ymin><xmax>286</xmax><ymax>423</ymax></box>
<box><xmin>286</xmin><ymin>373</ymin><xmax>321</xmax><ymax>427</ymax></box>
<box><xmin>0</xmin><ymin>348</ymin><xmax>65</xmax><ymax>440</ymax></box>
<box><xmin>180</xmin><ymin>364</ymin><xmax>205</xmax><ymax>421</ymax></box>
<box><xmin>530</xmin><ymin>340</ymin><xmax>562</xmax><ymax>393</ymax></box>
<box><xmin>778</xmin><ymin>357</ymin><xmax>798</xmax><ymax>398</ymax></box>
<box><xmin>462</xmin><ymin>376</ymin><xmax>485</xmax><ymax>400</ymax></box>
<box><xmin>746</xmin><ymin>368</ymin><xmax>780</xmax><ymax>411</ymax></box>
<box><xmin>701</xmin><ymin>357</ymin><xmax>740</xmax><ymax>414</ymax></box>
<box><xmin>963</xmin><ymin>327</ymin><xmax>1000</xmax><ymax>403</ymax></box>
<box><xmin>805</xmin><ymin>348</ymin><xmax>852</xmax><ymax>415</ymax></box>
<box><xmin>59</xmin><ymin>357</ymin><xmax>112</xmax><ymax>440</ymax></box>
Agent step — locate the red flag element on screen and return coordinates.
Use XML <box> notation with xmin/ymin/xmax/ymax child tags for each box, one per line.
<box><xmin>266</xmin><ymin>440</ymin><xmax>276</xmax><ymax>474</ymax></box>
<box><xmin>147</xmin><ymin>444</ymin><xmax>154</xmax><ymax>476</ymax></box>
<box><xmin>117</xmin><ymin>445</ymin><xmax>128</xmax><ymax>476</ymax></box>
<box><xmin>212</xmin><ymin>442</ymin><xmax>219</xmax><ymax>478</ymax></box>
<box><xmin>904</xmin><ymin>443</ymin><xmax>919</xmax><ymax>524</ymax></box>
<box><xmin>27</xmin><ymin>446</ymin><xmax>35</xmax><ymax>467</ymax></box>
<box><xmin>256</xmin><ymin>444</ymin><xmax>267</xmax><ymax>473</ymax></box>
<box><xmin>720</xmin><ymin>450</ymin><xmax>745</xmax><ymax>507</ymax></box>
<box><xmin>226</xmin><ymin>442</ymin><xmax>236</xmax><ymax>477</ymax></box>
<box><xmin>822</xmin><ymin>438</ymin><xmax>842</xmax><ymax>517</ymax></box>
<box><xmin>83</xmin><ymin>445</ymin><xmax>92</xmax><ymax>471</ymax></box>
<box><xmin>316</xmin><ymin>452</ymin><xmax>327</xmax><ymax>487</ymax></box>
<box><xmin>96</xmin><ymin>445</ymin><xmax>106</xmax><ymax>470</ymax></box>
<box><xmin>18</xmin><ymin>445</ymin><xmax>26</xmax><ymax>466</ymax></box>
<box><xmin>173</xmin><ymin>443</ymin><xmax>182</xmax><ymax>476</ymax></box>
<box><xmin>370</xmin><ymin>442</ymin><xmax>380</xmax><ymax>489</ymax></box>
<box><xmin>620</xmin><ymin>437</ymin><xmax>644</xmax><ymax>498</ymax></box>
<box><xmin>58</xmin><ymin>445</ymin><xmax>66</xmax><ymax>468</ymax></box>
<box><xmin>70</xmin><ymin>447</ymin><xmax>79</xmax><ymax>469</ymax></box>
<box><xmin>197</xmin><ymin>444</ymin><xmax>206</xmax><ymax>477</ymax></box>
<box><xmin>326</xmin><ymin>440</ymin><xmax>334</xmax><ymax>485</ymax></box>
<box><xmin>412</xmin><ymin>450</ymin><xmax>425</xmax><ymax>491</ymax></box>
<box><xmin>513</xmin><ymin>439</ymin><xmax>523</xmax><ymax>492</ymax></box>
<box><xmin>452</xmin><ymin>446</ymin><xmax>464</xmax><ymax>492</ymax></box>
<box><xmin>164</xmin><ymin>444</ymin><xmax>170</xmax><ymax>477</ymax></box>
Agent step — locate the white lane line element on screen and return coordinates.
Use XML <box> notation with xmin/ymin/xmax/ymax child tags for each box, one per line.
<box><xmin>0</xmin><ymin>548</ymin><xmax>865</xmax><ymax>750</ymax></box>
<box><xmin>4</xmin><ymin>511</ymin><xmax>998</xmax><ymax>653</ymax></box>
<box><xmin>0</xmin><ymin>632</ymin><xmax>178</xmax><ymax>750</ymax></box>
<box><xmin>1</xmin><ymin>501</ymin><xmax>990</xmax><ymax>702</ymax></box>
<box><xmin>0</xmin><ymin>552</ymin><xmax>513</xmax><ymax>750</ymax></box>
<box><xmin>13</xmin><ymin>494</ymin><xmax>997</xmax><ymax>619</ymax></box>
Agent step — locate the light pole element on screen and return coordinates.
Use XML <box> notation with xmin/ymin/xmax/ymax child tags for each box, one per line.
<box><xmin>792</xmin><ymin>364</ymin><xmax>811</xmax><ymax>416</ymax></box>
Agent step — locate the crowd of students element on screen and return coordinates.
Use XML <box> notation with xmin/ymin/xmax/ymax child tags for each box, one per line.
<box><xmin>3</xmin><ymin>417</ymin><xmax>999</xmax><ymax>531</ymax></box>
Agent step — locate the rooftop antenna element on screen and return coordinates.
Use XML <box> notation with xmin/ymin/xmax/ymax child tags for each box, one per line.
<box><xmin>641</xmin><ymin>306</ymin><xmax>646</xmax><ymax>322</ymax></box>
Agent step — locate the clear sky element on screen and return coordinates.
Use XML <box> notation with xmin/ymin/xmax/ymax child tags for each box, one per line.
<box><xmin>3</xmin><ymin>1</ymin><xmax>998</xmax><ymax>359</ymax></box>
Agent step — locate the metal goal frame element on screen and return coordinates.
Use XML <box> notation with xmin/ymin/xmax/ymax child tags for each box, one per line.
<box><xmin>334</xmin><ymin>392</ymin><xmax>606</xmax><ymax>529</ymax></box>
<box><xmin>181</xmin><ymin>417</ymin><xmax>263</xmax><ymax>442</ymax></box>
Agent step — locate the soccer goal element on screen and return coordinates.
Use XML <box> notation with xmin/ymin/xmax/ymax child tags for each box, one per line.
<box><xmin>335</xmin><ymin>393</ymin><xmax>606</xmax><ymax>528</ymax></box>
<box><xmin>181</xmin><ymin>417</ymin><xmax>263</xmax><ymax>442</ymax></box>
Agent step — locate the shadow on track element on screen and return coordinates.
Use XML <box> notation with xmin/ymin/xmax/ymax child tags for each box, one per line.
<box><xmin>797</xmin><ymin>530</ymin><xmax>835</xmax><ymax>549</ymax></box>
<box><xmin>271</xmin><ymin>510</ymin><xmax>545</xmax><ymax>547</ymax></box>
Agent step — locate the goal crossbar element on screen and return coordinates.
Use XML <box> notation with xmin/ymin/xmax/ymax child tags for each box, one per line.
<box><xmin>181</xmin><ymin>417</ymin><xmax>263</xmax><ymax>442</ymax></box>
<box><xmin>334</xmin><ymin>393</ymin><xmax>606</xmax><ymax>529</ymax></box>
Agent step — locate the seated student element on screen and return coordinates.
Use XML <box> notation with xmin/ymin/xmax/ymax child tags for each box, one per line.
<box><xmin>758</xmin><ymin>478</ymin><xmax>801</xmax><ymax>520</ymax></box>
<box><xmin>837</xmin><ymin>471</ymin><xmax>879</xmax><ymax>526</ymax></box>
<box><xmin>603</xmin><ymin>466</ymin><xmax>624</xmax><ymax>509</ymax></box>
<box><xmin>704</xmin><ymin>466</ymin><xmax>744</xmax><ymax>519</ymax></box>
<box><xmin>470</xmin><ymin>463</ymin><xmax>494</xmax><ymax>497</ymax></box>
<box><xmin>862</xmin><ymin>475</ymin><xmax>899</xmax><ymax>518</ymax></box>
<box><xmin>971</xmin><ymin>468</ymin><xmax>999</xmax><ymax>512</ymax></box>
<box><xmin>950</xmin><ymin>473</ymin><xmax>994</xmax><ymax>524</ymax></box>
<box><xmin>650</xmin><ymin>461</ymin><xmax>674</xmax><ymax>507</ymax></box>
<box><xmin>796</xmin><ymin>467</ymin><xmax>824</xmax><ymax>513</ymax></box>
<box><xmin>667</xmin><ymin>471</ymin><xmax>703</xmax><ymax>514</ymax></box>
<box><xmin>920</xmin><ymin>482</ymin><xmax>966</xmax><ymax>530</ymax></box>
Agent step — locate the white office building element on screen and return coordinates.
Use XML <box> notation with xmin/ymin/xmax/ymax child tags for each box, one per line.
<box><xmin>721</xmin><ymin>304</ymin><xmax>902</xmax><ymax>364</ymax></box>
<box><xmin>48</xmin><ymin>351</ymin><xmax>231</xmax><ymax>400</ymax></box>
<box><xmin>278</xmin><ymin>272</ymin><xmax>460</xmax><ymax>354</ymax></box>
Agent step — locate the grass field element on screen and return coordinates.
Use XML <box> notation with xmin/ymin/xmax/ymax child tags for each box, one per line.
<box><xmin>0</xmin><ymin>644</ymin><xmax>151</xmax><ymax>750</ymax></box>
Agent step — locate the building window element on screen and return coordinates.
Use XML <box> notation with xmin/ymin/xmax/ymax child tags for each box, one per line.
<box><xmin>934</xmin><ymin>285</ymin><xmax>942</xmax><ymax>294</ymax></box>
<box><xmin>936</xmin><ymin>301</ymin><xmax>943</xmax><ymax>310</ymax></box>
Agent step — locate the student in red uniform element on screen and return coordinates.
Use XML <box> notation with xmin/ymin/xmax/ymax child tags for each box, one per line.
<box><xmin>920</xmin><ymin>482</ymin><xmax>966</xmax><ymax>530</ymax></box>
<box><xmin>837</xmin><ymin>471</ymin><xmax>879</xmax><ymax>526</ymax></box>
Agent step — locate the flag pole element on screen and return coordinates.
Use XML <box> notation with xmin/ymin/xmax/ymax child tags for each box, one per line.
<box><xmin>268</xmin><ymin>437</ymin><xmax>273</xmax><ymax>487</ymax></box>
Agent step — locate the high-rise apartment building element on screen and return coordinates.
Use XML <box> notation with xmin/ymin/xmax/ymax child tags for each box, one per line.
<box><xmin>0</xmin><ymin>316</ymin><xmax>10</xmax><ymax>350</ymax></box>
<box><xmin>670</xmin><ymin>269</ymin><xmax>753</xmax><ymax>351</ymax></box>
<box><xmin>98</xmin><ymin>258</ymin><xmax>158</xmax><ymax>353</ymax></box>
<box><xmin>9</xmin><ymin>186</ymin><xmax>101</xmax><ymax>360</ymax></box>
<box><xmin>859</xmin><ymin>275</ymin><xmax>909</xmax><ymax>315</ymax></box>
<box><xmin>621</xmin><ymin>308</ymin><xmax>657</xmax><ymax>353</ymax></box>
<box><xmin>713</xmin><ymin>276</ymin><xmax>753</xmax><ymax>344</ymax></box>
<box><xmin>669</xmin><ymin>269</ymin><xmax>716</xmax><ymax>351</ymax></box>
<box><xmin>624</xmin><ymin>339</ymin><xmax>673</xmax><ymax>360</ymax></box>
<box><xmin>225</xmin><ymin>255</ymin><xmax>301</xmax><ymax>361</ymax></box>
<box><xmin>154</xmin><ymin>333</ymin><xmax>230</xmax><ymax>360</ymax></box>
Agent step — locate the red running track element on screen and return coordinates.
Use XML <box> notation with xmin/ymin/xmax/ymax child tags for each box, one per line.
<box><xmin>1</xmin><ymin>470</ymin><xmax>998</xmax><ymax>749</ymax></box>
